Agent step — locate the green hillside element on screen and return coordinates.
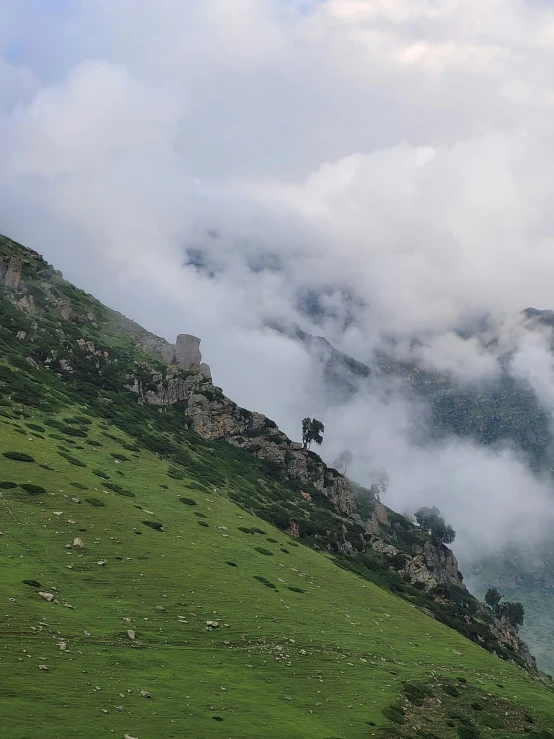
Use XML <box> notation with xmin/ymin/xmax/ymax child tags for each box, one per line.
<box><xmin>2</xmin><ymin>233</ymin><xmax>554</xmax><ymax>738</ymax></box>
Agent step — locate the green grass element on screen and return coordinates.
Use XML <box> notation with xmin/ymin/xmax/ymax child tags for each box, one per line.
<box><xmin>2</xmin><ymin>417</ymin><xmax>554</xmax><ymax>738</ymax></box>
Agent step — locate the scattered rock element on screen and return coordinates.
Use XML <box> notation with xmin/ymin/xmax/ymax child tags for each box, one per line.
<box><xmin>97</xmin><ymin>560</ymin><xmax>107</xmax><ymax>566</ymax></box>
<box><xmin>124</xmin><ymin>734</ymin><xmax>138</xmax><ymax>739</ymax></box>
<box><xmin>72</xmin><ymin>538</ymin><xmax>84</xmax><ymax>548</ymax></box>
<box><xmin>122</xmin><ymin>617</ymin><xmax>132</xmax><ymax>623</ymax></box>
<box><xmin>38</xmin><ymin>592</ymin><xmax>55</xmax><ymax>602</ymax></box>
<box><xmin>206</xmin><ymin>621</ymin><xmax>219</xmax><ymax>629</ymax></box>
<box><xmin>139</xmin><ymin>690</ymin><xmax>152</xmax><ymax>698</ymax></box>
<box><xmin>127</xmin><ymin>630</ymin><xmax>136</xmax><ymax>640</ymax></box>
<box><xmin>38</xmin><ymin>664</ymin><xmax>49</xmax><ymax>671</ymax></box>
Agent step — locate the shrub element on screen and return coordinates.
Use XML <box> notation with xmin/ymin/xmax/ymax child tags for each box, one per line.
<box><xmin>225</xmin><ymin>561</ymin><xmax>237</xmax><ymax>567</ymax></box>
<box><xmin>179</xmin><ymin>497</ymin><xmax>197</xmax><ymax>506</ymax></box>
<box><xmin>86</xmin><ymin>439</ymin><xmax>102</xmax><ymax>447</ymax></box>
<box><xmin>471</xmin><ymin>702</ymin><xmax>483</xmax><ymax>711</ymax></box>
<box><xmin>0</xmin><ymin>481</ymin><xmax>17</xmax><ymax>489</ymax></box>
<box><xmin>287</xmin><ymin>586</ymin><xmax>305</xmax><ymax>593</ymax></box>
<box><xmin>39</xmin><ymin>464</ymin><xmax>54</xmax><ymax>471</ymax></box>
<box><xmin>60</xmin><ymin>426</ymin><xmax>87</xmax><ymax>437</ymax></box>
<box><xmin>103</xmin><ymin>482</ymin><xmax>135</xmax><ymax>498</ymax></box>
<box><xmin>111</xmin><ymin>453</ymin><xmax>129</xmax><ymax>462</ymax></box>
<box><xmin>254</xmin><ymin>547</ymin><xmax>274</xmax><ymax>556</ymax></box>
<box><xmin>22</xmin><ymin>579</ymin><xmax>42</xmax><ymax>588</ymax></box>
<box><xmin>251</xmin><ymin>527</ymin><xmax>266</xmax><ymax>534</ymax></box>
<box><xmin>442</xmin><ymin>684</ymin><xmax>460</xmax><ymax>697</ymax></box>
<box><xmin>25</xmin><ymin>423</ymin><xmax>45</xmax><ymax>432</ymax></box>
<box><xmin>280</xmin><ymin>548</ymin><xmax>290</xmax><ymax>554</ymax></box>
<box><xmin>254</xmin><ymin>576</ymin><xmax>277</xmax><ymax>588</ymax></box>
<box><xmin>64</xmin><ymin>415</ymin><xmax>92</xmax><ymax>425</ymax></box>
<box><xmin>266</xmin><ymin>538</ymin><xmax>278</xmax><ymax>543</ymax></box>
<box><xmin>3</xmin><ymin>452</ymin><xmax>34</xmax><ymax>462</ymax></box>
<box><xmin>193</xmin><ymin>512</ymin><xmax>207</xmax><ymax>518</ymax></box>
<box><xmin>142</xmin><ymin>520</ymin><xmax>164</xmax><ymax>531</ymax></box>
<box><xmin>86</xmin><ymin>498</ymin><xmax>106</xmax><ymax>507</ymax></box>
<box><xmin>70</xmin><ymin>482</ymin><xmax>88</xmax><ymax>490</ymax></box>
<box><xmin>197</xmin><ymin>521</ymin><xmax>209</xmax><ymax>527</ymax></box>
<box><xmin>93</xmin><ymin>469</ymin><xmax>110</xmax><ymax>479</ymax></box>
<box><xmin>482</xmin><ymin>716</ymin><xmax>503</xmax><ymax>729</ymax></box>
<box><xmin>238</xmin><ymin>527</ymin><xmax>255</xmax><ymax>535</ymax></box>
<box><xmin>58</xmin><ymin>453</ymin><xmax>86</xmax><ymax>467</ymax></box>
<box><xmin>403</xmin><ymin>682</ymin><xmax>433</xmax><ymax>706</ymax></box>
<box><xmin>20</xmin><ymin>484</ymin><xmax>45</xmax><ymax>495</ymax></box>
<box><xmin>167</xmin><ymin>467</ymin><xmax>184</xmax><ymax>480</ymax></box>
<box><xmin>382</xmin><ymin>706</ymin><xmax>405</xmax><ymax>725</ymax></box>
<box><xmin>457</xmin><ymin>726</ymin><xmax>480</xmax><ymax>739</ymax></box>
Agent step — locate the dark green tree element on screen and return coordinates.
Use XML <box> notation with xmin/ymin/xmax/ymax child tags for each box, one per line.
<box><xmin>414</xmin><ymin>506</ymin><xmax>456</xmax><ymax>547</ymax></box>
<box><xmin>484</xmin><ymin>587</ymin><xmax>503</xmax><ymax>612</ymax></box>
<box><xmin>333</xmin><ymin>449</ymin><xmax>353</xmax><ymax>475</ymax></box>
<box><xmin>501</xmin><ymin>601</ymin><xmax>525</xmax><ymax>628</ymax></box>
<box><xmin>301</xmin><ymin>417</ymin><xmax>325</xmax><ymax>450</ymax></box>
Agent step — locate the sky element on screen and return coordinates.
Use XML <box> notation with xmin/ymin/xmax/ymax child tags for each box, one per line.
<box><xmin>3</xmin><ymin>0</ymin><xmax>554</xmax><ymax>561</ymax></box>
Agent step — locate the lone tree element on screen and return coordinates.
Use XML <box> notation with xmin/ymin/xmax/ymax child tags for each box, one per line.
<box><xmin>368</xmin><ymin>467</ymin><xmax>389</xmax><ymax>500</ymax></box>
<box><xmin>301</xmin><ymin>418</ymin><xmax>325</xmax><ymax>450</ymax></box>
<box><xmin>484</xmin><ymin>587</ymin><xmax>503</xmax><ymax>611</ymax></box>
<box><xmin>333</xmin><ymin>450</ymin><xmax>353</xmax><ymax>475</ymax></box>
<box><xmin>414</xmin><ymin>506</ymin><xmax>456</xmax><ymax>546</ymax></box>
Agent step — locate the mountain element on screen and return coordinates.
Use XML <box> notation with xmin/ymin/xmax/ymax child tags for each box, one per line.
<box><xmin>1</xmin><ymin>232</ymin><xmax>554</xmax><ymax>738</ymax></box>
<box><xmin>286</xmin><ymin>323</ymin><xmax>554</xmax><ymax>675</ymax></box>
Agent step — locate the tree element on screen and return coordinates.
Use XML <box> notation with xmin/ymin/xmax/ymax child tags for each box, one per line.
<box><xmin>500</xmin><ymin>601</ymin><xmax>525</xmax><ymax>629</ymax></box>
<box><xmin>414</xmin><ymin>506</ymin><xmax>456</xmax><ymax>547</ymax></box>
<box><xmin>301</xmin><ymin>417</ymin><xmax>325</xmax><ymax>450</ymax></box>
<box><xmin>484</xmin><ymin>587</ymin><xmax>503</xmax><ymax>612</ymax></box>
<box><xmin>368</xmin><ymin>467</ymin><xmax>389</xmax><ymax>500</ymax></box>
<box><xmin>332</xmin><ymin>450</ymin><xmax>353</xmax><ymax>475</ymax></box>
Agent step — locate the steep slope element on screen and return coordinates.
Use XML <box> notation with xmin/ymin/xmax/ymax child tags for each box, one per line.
<box><xmin>2</xmin><ymin>232</ymin><xmax>554</xmax><ymax>737</ymax></box>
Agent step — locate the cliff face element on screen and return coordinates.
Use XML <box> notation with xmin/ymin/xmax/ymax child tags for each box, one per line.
<box><xmin>131</xmin><ymin>367</ymin><xmax>354</xmax><ymax>515</ymax></box>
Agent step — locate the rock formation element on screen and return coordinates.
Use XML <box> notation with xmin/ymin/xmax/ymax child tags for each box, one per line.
<box><xmin>4</xmin><ymin>257</ymin><xmax>22</xmax><ymax>290</ymax></box>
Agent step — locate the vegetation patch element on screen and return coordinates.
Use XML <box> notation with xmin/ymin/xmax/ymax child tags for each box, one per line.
<box><xmin>3</xmin><ymin>451</ymin><xmax>34</xmax><ymax>462</ymax></box>
<box><xmin>197</xmin><ymin>520</ymin><xmax>209</xmax><ymax>527</ymax></box>
<box><xmin>179</xmin><ymin>497</ymin><xmax>197</xmax><ymax>506</ymax></box>
<box><xmin>85</xmin><ymin>498</ymin><xmax>106</xmax><ymax>507</ymax></box>
<box><xmin>20</xmin><ymin>484</ymin><xmax>45</xmax><ymax>495</ymax></box>
<box><xmin>110</xmin><ymin>452</ymin><xmax>130</xmax><ymax>462</ymax></box>
<box><xmin>287</xmin><ymin>586</ymin><xmax>305</xmax><ymax>593</ymax></box>
<box><xmin>58</xmin><ymin>452</ymin><xmax>86</xmax><ymax>467</ymax></box>
<box><xmin>254</xmin><ymin>547</ymin><xmax>274</xmax><ymax>556</ymax></box>
<box><xmin>22</xmin><ymin>579</ymin><xmax>42</xmax><ymax>588</ymax></box>
<box><xmin>142</xmin><ymin>520</ymin><xmax>164</xmax><ymax>532</ymax></box>
<box><xmin>70</xmin><ymin>482</ymin><xmax>88</xmax><ymax>490</ymax></box>
<box><xmin>0</xmin><ymin>481</ymin><xmax>17</xmax><ymax>489</ymax></box>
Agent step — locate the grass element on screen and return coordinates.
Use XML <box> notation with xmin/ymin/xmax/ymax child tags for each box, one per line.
<box><xmin>2</xmin><ymin>417</ymin><xmax>554</xmax><ymax>739</ymax></box>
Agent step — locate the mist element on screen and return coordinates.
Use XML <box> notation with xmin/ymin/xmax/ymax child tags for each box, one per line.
<box><xmin>2</xmin><ymin>0</ymin><xmax>554</xmax><ymax>567</ymax></box>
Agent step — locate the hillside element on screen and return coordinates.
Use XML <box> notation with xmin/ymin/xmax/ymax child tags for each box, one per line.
<box><xmin>2</xmin><ymin>232</ymin><xmax>554</xmax><ymax>738</ymax></box>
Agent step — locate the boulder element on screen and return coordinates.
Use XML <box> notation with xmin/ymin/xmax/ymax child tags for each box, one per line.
<box><xmin>5</xmin><ymin>257</ymin><xmax>22</xmax><ymax>290</ymax></box>
<box><xmin>38</xmin><ymin>592</ymin><xmax>55</xmax><ymax>602</ymax></box>
<box><xmin>72</xmin><ymin>538</ymin><xmax>84</xmax><ymax>548</ymax></box>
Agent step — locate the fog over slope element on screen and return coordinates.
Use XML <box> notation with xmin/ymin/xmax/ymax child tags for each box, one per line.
<box><xmin>2</xmin><ymin>0</ymin><xmax>554</xmax><ymax>560</ymax></box>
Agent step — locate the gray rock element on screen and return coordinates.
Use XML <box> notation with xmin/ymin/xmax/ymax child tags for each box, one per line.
<box><xmin>38</xmin><ymin>592</ymin><xmax>55</xmax><ymax>602</ymax></box>
<box><xmin>175</xmin><ymin>334</ymin><xmax>202</xmax><ymax>369</ymax></box>
<box><xmin>5</xmin><ymin>257</ymin><xmax>22</xmax><ymax>290</ymax></box>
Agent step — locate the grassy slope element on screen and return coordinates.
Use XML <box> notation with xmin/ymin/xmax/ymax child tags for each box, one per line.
<box><xmin>2</xmin><ymin>416</ymin><xmax>554</xmax><ymax>739</ymax></box>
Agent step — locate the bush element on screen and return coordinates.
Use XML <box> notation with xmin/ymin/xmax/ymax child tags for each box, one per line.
<box><xmin>25</xmin><ymin>423</ymin><xmax>45</xmax><ymax>432</ymax></box>
<box><xmin>403</xmin><ymin>682</ymin><xmax>433</xmax><ymax>706</ymax></box>
<box><xmin>103</xmin><ymin>481</ymin><xmax>135</xmax><ymax>498</ymax></box>
<box><xmin>457</xmin><ymin>726</ymin><xmax>480</xmax><ymax>739</ymax></box>
<box><xmin>266</xmin><ymin>538</ymin><xmax>278</xmax><ymax>543</ymax></box>
<box><xmin>0</xmin><ymin>481</ymin><xmax>17</xmax><ymax>489</ymax></box>
<box><xmin>70</xmin><ymin>482</ymin><xmax>88</xmax><ymax>490</ymax></box>
<box><xmin>58</xmin><ymin>453</ymin><xmax>86</xmax><ymax>467</ymax></box>
<box><xmin>20</xmin><ymin>484</ymin><xmax>45</xmax><ymax>495</ymax></box>
<box><xmin>197</xmin><ymin>521</ymin><xmax>209</xmax><ymax>527</ymax></box>
<box><xmin>482</xmin><ymin>716</ymin><xmax>503</xmax><ymax>729</ymax></box>
<box><xmin>193</xmin><ymin>512</ymin><xmax>207</xmax><ymax>518</ymax></box>
<box><xmin>111</xmin><ymin>453</ymin><xmax>130</xmax><ymax>462</ymax></box>
<box><xmin>238</xmin><ymin>526</ymin><xmax>255</xmax><ymax>535</ymax></box>
<box><xmin>280</xmin><ymin>548</ymin><xmax>290</xmax><ymax>554</ymax></box>
<box><xmin>142</xmin><ymin>520</ymin><xmax>164</xmax><ymax>531</ymax></box>
<box><xmin>22</xmin><ymin>579</ymin><xmax>42</xmax><ymax>588</ymax></box>
<box><xmin>471</xmin><ymin>702</ymin><xmax>483</xmax><ymax>711</ymax></box>
<box><xmin>442</xmin><ymin>684</ymin><xmax>460</xmax><ymax>697</ymax></box>
<box><xmin>179</xmin><ymin>497</ymin><xmax>197</xmax><ymax>506</ymax></box>
<box><xmin>254</xmin><ymin>576</ymin><xmax>277</xmax><ymax>588</ymax></box>
<box><xmin>85</xmin><ymin>439</ymin><xmax>102</xmax><ymax>447</ymax></box>
<box><xmin>167</xmin><ymin>467</ymin><xmax>184</xmax><ymax>480</ymax></box>
<box><xmin>382</xmin><ymin>706</ymin><xmax>405</xmax><ymax>725</ymax></box>
<box><xmin>60</xmin><ymin>426</ymin><xmax>87</xmax><ymax>437</ymax></box>
<box><xmin>86</xmin><ymin>498</ymin><xmax>106</xmax><ymax>507</ymax></box>
<box><xmin>93</xmin><ymin>469</ymin><xmax>110</xmax><ymax>479</ymax></box>
<box><xmin>3</xmin><ymin>452</ymin><xmax>34</xmax><ymax>462</ymax></box>
<box><xmin>225</xmin><ymin>561</ymin><xmax>237</xmax><ymax>567</ymax></box>
<box><xmin>254</xmin><ymin>547</ymin><xmax>274</xmax><ymax>556</ymax></box>
<box><xmin>287</xmin><ymin>586</ymin><xmax>305</xmax><ymax>593</ymax></box>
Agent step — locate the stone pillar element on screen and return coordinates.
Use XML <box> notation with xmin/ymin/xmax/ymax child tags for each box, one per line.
<box><xmin>5</xmin><ymin>257</ymin><xmax>22</xmax><ymax>290</ymax></box>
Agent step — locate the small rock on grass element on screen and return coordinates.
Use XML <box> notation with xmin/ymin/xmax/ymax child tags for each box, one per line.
<box><xmin>39</xmin><ymin>665</ymin><xmax>49</xmax><ymax>671</ymax></box>
<box><xmin>38</xmin><ymin>592</ymin><xmax>55</xmax><ymax>602</ymax></box>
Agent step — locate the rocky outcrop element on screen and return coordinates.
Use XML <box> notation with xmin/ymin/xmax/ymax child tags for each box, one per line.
<box><xmin>370</xmin><ymin>536</ymin><xmax>463</xmax><ymax>589</ymax></box>
<box><xmin>135</xmin><ymin>332</ymin><xmax>212</xmax><ymax>379</ymax></box>
<box><xmin>4</xmin><ymin>257</ymin><xmax>22</xmax><ymax>290</ymax></box>
<box><xmin>129</xmin><ymin>366</ymin><xmax>355</xmax><ymax>515</ymax></box>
